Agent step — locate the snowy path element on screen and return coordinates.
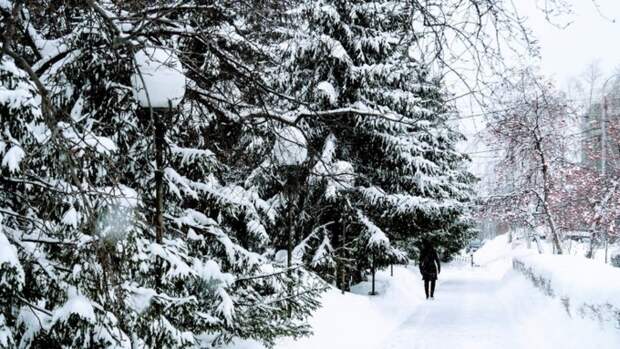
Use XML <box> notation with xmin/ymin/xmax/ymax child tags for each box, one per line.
<box><xmin>235</xmin><ymin>252</ymin><xmax>620</xmax><ymax>349</ymax></box>
<box><xmin>381</xmin><ymin>266</ymin><xmax>525</xmax><ymax>349</ymax></box>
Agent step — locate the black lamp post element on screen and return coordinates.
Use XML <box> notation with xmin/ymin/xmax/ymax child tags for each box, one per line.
<box><xmin>131</xmin><ymin>47</ymin><xmax>185</xmax><ymax>289</ymax></box>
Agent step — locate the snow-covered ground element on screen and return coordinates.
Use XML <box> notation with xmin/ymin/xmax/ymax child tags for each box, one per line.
<box><xmin>226</xmin><ymin>265</ymin><xmax>425</xmax><ymax>349</ymax></box>
<box><xmin>380</xmin><ymin>268</ymin><xmax>617</xmax><ymax>349</ymax></box>
<box><xmin>225</xmin><ymin>234</ymin><xmax>620</xmax><ymax>349</ymax></box>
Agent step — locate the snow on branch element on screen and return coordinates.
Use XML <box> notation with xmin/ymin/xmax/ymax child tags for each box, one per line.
<box><xmin>357</xmin><ymin>211</ymin><xmax>390</xmax><ymax>249</ymax></box>
<box><xmin>0</xmin><ymin>218</ymin><xmax>25</xmax><ymax>291</ymax></box>
<box><xmin>1</xmin><ymin>145</ymin><xmax>25</xmax><ymax>173</ymax></box>
<box><xmin>359</xmin><ymin>186</ymin><xmax>462</xmax><ymax>216</ymax></box>
<box><xmin>311</xmin><ymin>234</ymin><xmax>335</xmax><ymax>268</ymax></box>
<box><xmin>170</xmin><ymin>144</ymin><xmax>216</xmax><ymax>166</ymax></box>
<box><xmin>58</xmin><ymin>122</ymin><xmax>117</xmax><ymax>155</ymax></box>
<box><xmin>292</xmin><ymin>223</ymin><xmax>334</xmax><ymax>264</ymax></box>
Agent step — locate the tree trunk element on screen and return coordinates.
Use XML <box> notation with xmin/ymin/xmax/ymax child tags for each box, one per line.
<box><xmin>533</xmin><ymin>234</ymin><xmax>544</xmax><ymax>254</ymax></box>
<box><xmin>287</xmin><ymin>197</ymin><xmax>294</xmax><ymax>270</ymax></box>
<box><xmin>533</xmin><ymin>127</ymin><xmax>563</xmax><ymax>254</ymax></box>
<box><xmin>587</xmin><ymin>221</ymin><xmax>600</xmax><ymax>259</ymax></box>
<box><xmin>286</xmin><ymin>190</ymin><xmax>295</xmax><ymax>315</ymax></box>
<box><xmin>150</xmin><ymin>107</ymin><xmax>167</xmax><ymax>349</ymax></box>
<box><xmin>587</xmin><ymin>235</ymin><xmax>597</xmax><ymax>259</ymax></box>
<box><xmin>586</xmin><ymin>181</ymin><xmax>617</xmax><ymax>258</ymax></box>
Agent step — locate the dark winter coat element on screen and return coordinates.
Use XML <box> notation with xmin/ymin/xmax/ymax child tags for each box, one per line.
<box><xmin>419</xmin><ymin>248</ymin><xmax>441</xmax><ymax>281</ymax></box>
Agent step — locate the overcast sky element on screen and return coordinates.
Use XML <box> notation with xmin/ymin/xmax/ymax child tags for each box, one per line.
<box><xmin>523</xmin><ymin>0</ymin><xmax>620</xmax><ymax>85</ymax></box>
<box><xmin>458</xmin><ymin>0</ymin><xmax>620</xmax><ymax>175</ymax></box>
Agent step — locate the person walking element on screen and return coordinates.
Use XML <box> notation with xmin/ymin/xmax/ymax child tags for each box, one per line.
<box><xmin>419</xmin><ymin>240</ymin><xmax>441</xmax><ymax>300</ymax></box>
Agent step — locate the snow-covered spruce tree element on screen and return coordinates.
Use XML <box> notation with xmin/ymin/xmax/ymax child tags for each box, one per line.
<box><xmin>248</xmin><ymin>1</ymin><xmax>476</xmax><ymax>289</ymax></box>
<box><xmin>0</xmin><ymin>1</ymin><xmax>321</xmax><ymax>348</ymax></box>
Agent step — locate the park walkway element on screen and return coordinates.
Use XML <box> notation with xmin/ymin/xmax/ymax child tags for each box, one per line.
<box><xmin>380</xmin><ymin>265</ymin><xmax>526</xmax><ymax>349</ymax></box>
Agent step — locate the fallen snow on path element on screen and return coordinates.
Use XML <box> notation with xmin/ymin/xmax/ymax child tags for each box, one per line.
<box><xmin>382</xmin><ymin>266</ymin><xmax>520</xmax><ymax>349</ymax></box>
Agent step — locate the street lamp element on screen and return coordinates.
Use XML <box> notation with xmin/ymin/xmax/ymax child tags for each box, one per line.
<box><xmin>130</xmin><ymin>46</ymin><xmax>186</xmax><ymax>286</ymax></box>
<box><xmin>271</xmin><ymin>126</ymin><xmax>307</xmax><ymax>268</ymax></box>
<box><xmin>271</xmin><ymin>125</ymin><xmax>308</xmax><ymax>314</ymax></box>
<box><xmin>131</xmin><ymin>47</ymin><xmax>186</xmax><ymax>110</ymax></box>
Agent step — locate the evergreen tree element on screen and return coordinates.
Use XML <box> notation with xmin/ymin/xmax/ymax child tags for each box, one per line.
<box><xmin>0</xmin><ymin>1</ymin><xmax>321</xmax><ymax>347</ymax></box>
<box><xmin>251</xmin><ymin>0</ymin><xmax>477</xmax><ymax>288</ymax></box>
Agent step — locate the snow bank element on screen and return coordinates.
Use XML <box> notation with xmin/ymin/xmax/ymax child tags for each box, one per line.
<box><xmin>514</xmin><ymin>253</ymin><xmax>620</xmax><ymax>327</ymax></box>
<box><xmin>278</xmin><ymin>266</ymin><xmax>422</xmax><ymax>349</ymax></box>
<box><xmin>498</xmin><ymin>270</ymin><xmax>620</xmax><ymax>348</ymax></box>
<box><xmin>473</xmin><ymin>234</ymin><xmax>511</xmax><ymax>265</ymax></box>
<box><xmin>474</xmin><ymin>234</ymin><xmax>620</xmax><ymax>328</ymax></box>
<box><xmin>472</xmin><ymin>233</ymin><xmax>537</xmax><ymax>267</ymax></box>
